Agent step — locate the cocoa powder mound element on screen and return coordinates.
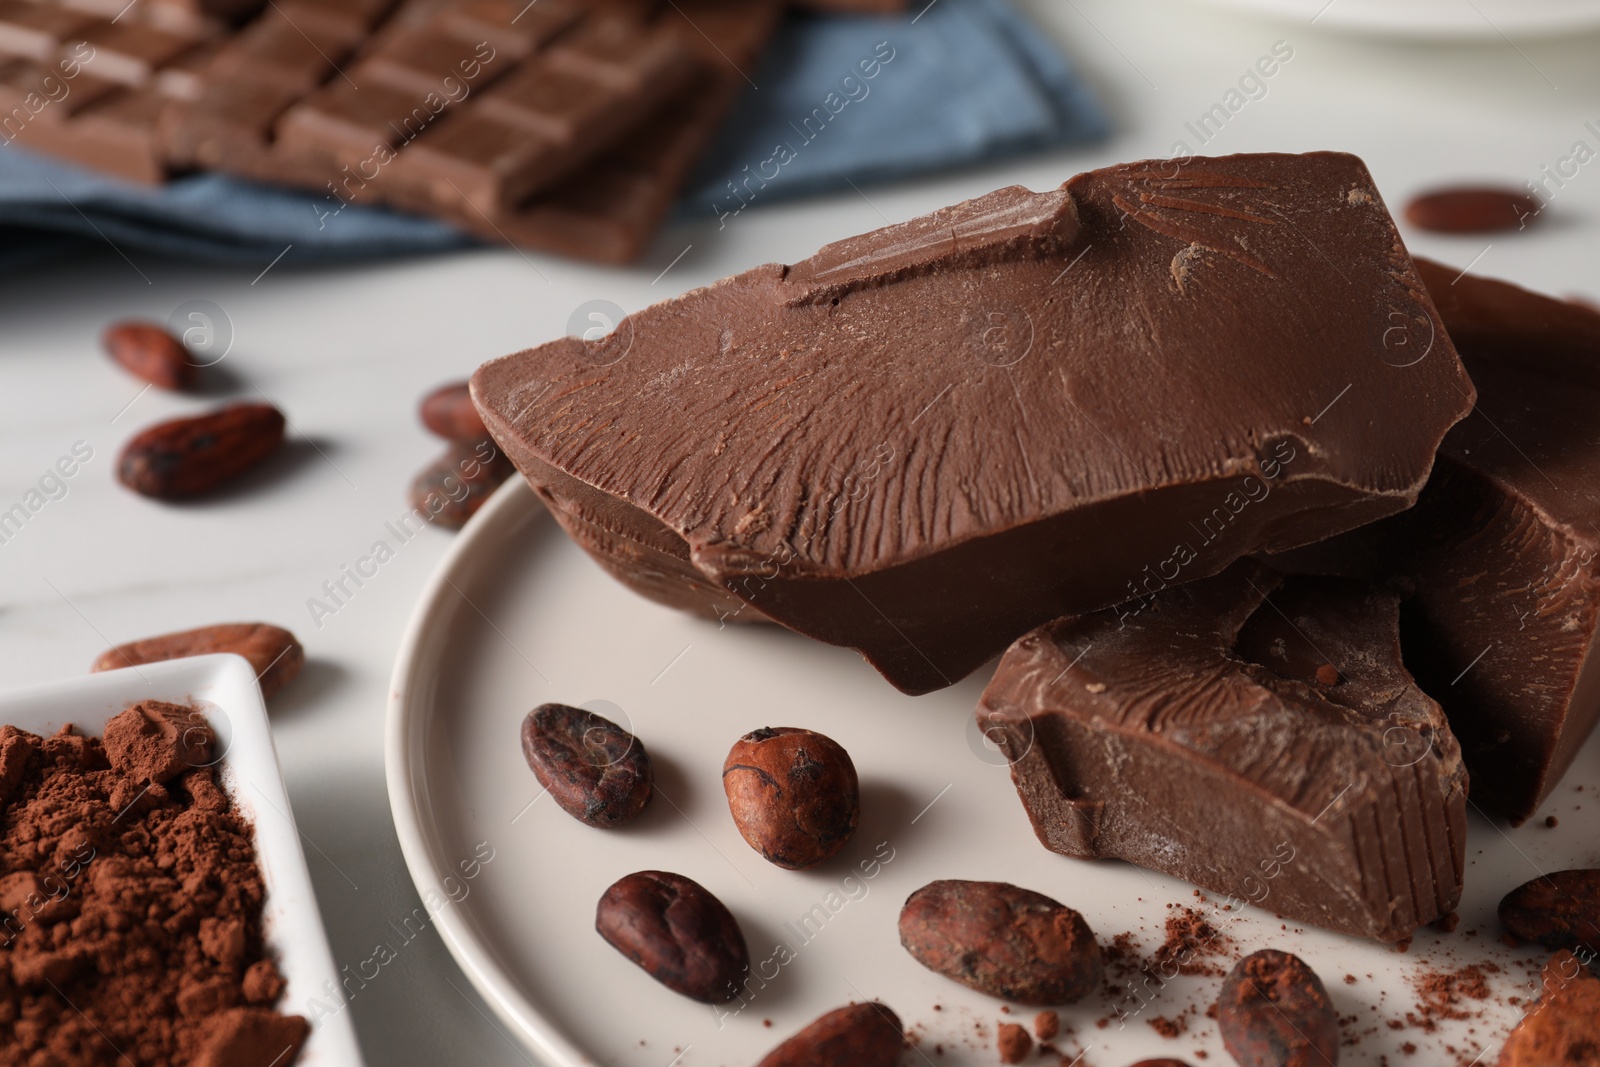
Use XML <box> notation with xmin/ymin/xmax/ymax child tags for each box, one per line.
<box><xmin>0</xmin><ymin>703</ymin><xmax>308</xmax><ymax>1067</ymax></box>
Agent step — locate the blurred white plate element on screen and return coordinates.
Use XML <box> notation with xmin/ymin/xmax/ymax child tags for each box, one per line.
<box><xmin>387</xmin><ymin>477</ymin><xmax>1597</xmax><ymax>1066</ymax></box>
<box><xmin>1192</xmin><ymin>0</ymin><xmax>1600</xmax><ymax>38</ymax></box>
<box><xmin>0</xmin><ymin>654</ymin><xmax>364</xmax><ymax>1067</ymax></box>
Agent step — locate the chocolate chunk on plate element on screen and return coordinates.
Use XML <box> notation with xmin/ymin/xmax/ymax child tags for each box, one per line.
<box><xmin>474</xmin><ymin>151</ymin><xmax>1474</xmax><ymax>694</ymax></box>
<box><xmin>978</xmin><ymin>560</ymin><xmax>1467</xmax><ymax>942</ymax></box>
<box><xmin>1273</xmin><ymin>259</ymin><xmax>1600</xmax><ymax>823</ymax></box>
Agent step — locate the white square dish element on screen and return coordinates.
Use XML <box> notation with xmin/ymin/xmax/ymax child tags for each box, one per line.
<box><xmin>0</xmin><ymin>653</ymin><xmax>364</xmax><ymax>1067</ymax></box>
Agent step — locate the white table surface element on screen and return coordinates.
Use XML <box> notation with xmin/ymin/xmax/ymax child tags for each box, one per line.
<box><xmin>3</xmin><ymin>1</ymin><xmax>1597</xmax><ymax>1063</ymax></box>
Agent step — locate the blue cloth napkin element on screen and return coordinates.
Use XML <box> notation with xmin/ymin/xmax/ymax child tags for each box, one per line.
<box><xmin>0</xmin><ymin>0</ymin><xmax>1105</xmax><ymax>272</ymax></box>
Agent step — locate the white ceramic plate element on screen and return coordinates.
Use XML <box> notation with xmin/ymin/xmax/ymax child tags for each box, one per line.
<box><xmin>0</xmin><ymin>654</ymin><xmax>365</xmax><ymax>1067</ymax></box>
<box><xmin>1190</xmin><ymin>0</ymin><xmax>1600</xmax><ymax>38</ymax></box>
<box><xmin>387</xmin><ymin>477</ymin><xmax>1598</xmax><ymax>1067</ymax></box>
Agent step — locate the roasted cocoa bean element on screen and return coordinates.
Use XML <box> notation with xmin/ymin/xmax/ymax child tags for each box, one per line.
<box><xmin>117</xmin><ymin>403</ymin><xmax>285</xmax><ymax>499</ymax></box>
<box><xmin>521</xmin><ymin>703</ymin><xmax>652</xmax><ymax>828</ymax></box>
<box><xmin>1497</xmin><ymin>950</ymin><xmax>1600</xmax><ymax>1066</ymax></box>
<box><xmin>595</xmin><ymin>871</ymin><xmax>748</xmax><ymax>1003</ymax></box>
<box><xmin>92</xmin><ymin>623</ymin><xmax>303</xmax><ymax>700</ymax></box>
<box><xmin>722</xmin><ymin>727</ymin><xmax>858</xmax><ymax>869</ymax></box>
<box><xmin>1216</xmin><ymin>950</ymin><xmax>1339</xmax><ymax>1067</ymax></box>
<box><xmin>1033</xmin><ymin>1011</ymin><xmax>1059</xmax><ymax>1041</ymax></box>
<box><xmin>1404</xmin><ymin>187</ymin><xmax>1539</xmax><ymax>233</ymax></box>
<box><xmin>1499</xmin><ymin>869</ymin><xmax>1600</xmax><ymax>954</ymax></box>
<box><xmin>756</xmin><ymin>1003</ymin><xmax>903</xmax><ymax>1067</ymax></box>
<box><xmin>409</xmin><ymin>440</ymin><xmax>513</xmax><ymax>530</ymax></box>
<box><xmin>419</xmin><ymin>381</ymin><xmax>488</xmax><ymax>442</ymax></box>
<box><xmin>104</xmin><ymin>321</ymin><xmax>197</xmax><ymax>391</ymax></box>
<box><xmin>996</xmin><ymin>1021</ymin><xmax>1031</xmax><ymax>1064</ymax></box>
<box><xmin>898</xmin><ymin>880</ymin><xmax>1102</xmax><ymax>1004</ymax></box>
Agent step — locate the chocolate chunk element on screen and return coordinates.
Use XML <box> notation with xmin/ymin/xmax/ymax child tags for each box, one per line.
<box><xmin>979</xmin><ymin>561</ymin><xmax>1466</xmax><ymax>942</ymax></box>
<box><xmin>1271</xmin><ymin>259</ymin><xmax>1600</xmax><ymax>823</ymax></box>
<box><xmin>474</xmin><ymin>152</ymin><xmax>1475</xmax><ymax>694</ymax></box>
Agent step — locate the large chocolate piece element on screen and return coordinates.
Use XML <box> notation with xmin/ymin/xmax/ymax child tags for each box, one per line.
<box><xmin>1269</xmin><ymin>259</ymin><xmax>1600</xmax><ymax>824</ymax></box>
<box><xmin>977</xmin><ymin>561</ymin><xmax>1467</xmax><ymax>942</ymax></box>
<box><xmin>474</xmin><ymin>152</ymin><xmax>1474</xmax><ymax>694</ymax></box>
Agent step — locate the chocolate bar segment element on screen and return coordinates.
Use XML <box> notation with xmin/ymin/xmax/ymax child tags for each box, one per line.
<box><xmin>977</xmin><ymin>562</ymin><xmax>1467</xmax><ymax>942</ymax></box>
<box><xmin>474</xmin><ymin>152</ymin><xmax>1475</xmax><ymax>693</ymax></box>
<box><xmin>1269</xmin><ymin>259</ymin><xmax>1600</xmax><ymax>824</ymax></box>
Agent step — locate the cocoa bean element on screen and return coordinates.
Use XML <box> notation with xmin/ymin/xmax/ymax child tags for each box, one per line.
<box><xmin>897</xmin><ymin>880</ymin><xmax>1102</xmax><ymax>1004</ymax></box>
<box><xmin>409</xmin><ymin>440</ymin><xmax>513</xmax><ymax>530</ymax></box>
<box><xmin>756</xmin><ymin>1003</ymin><xmax>903</xmax><ymax>1067</ymax></box>
<box><xmin>521</xmin><ymin>703</ymin><xmax>652</xmax><ymax>828</ymax></box>
<box><xmin>1499</xmin><ymin>869</ymin><xmax>1600</xmax><ymax>954</ymax></box>
<box><xmin>117</xmin><ymin>404</ymin><xmax>285</xmax><ymax>499</ymax></box>
<box><xmin>92</xmin><ymin>623</ymin><xmax>303</xmax><ymax>700</ymax></box>
<box><xmin>1497</xmin><ymin>950</ymin><xmax>1600</xmax><ymax>1066</ymax></box>
<box><xmin>1404</xmin><ymin>187</ymin><xmax>1539</xmax><ymax>233</ymax></box>
<box><xmin>104</xmin><ymin>321</ymin><xmax>197</xmax><ymax>391</ymax></box>
<box><xmin>419</xmin><ymin>381</ymin><xmax>488</xmax><ymax>442</ymax></box>
<box><xmin>595</xmin><ymin>871</ymin><xmax>748</xmax><ymax>1003</ymax></box>
<box><xmin>722</xmin><ymin>727</ymin><xmax>858</xmax><ymax>869</ymax></box>
<box><xmin>1216</xmin><ymin>950</ymin><xmax>1339</xmax><ymax>1067</ymax></box>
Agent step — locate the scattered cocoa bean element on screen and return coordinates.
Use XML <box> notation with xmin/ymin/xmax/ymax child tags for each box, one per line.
<box><xmin>1033</xmin><ymin>1010</ymin><xmax>1059</xmax><ymax>1041</ymax></box>
<box><xmin>755</xmin><ymin>1003</ymin><xmax>903</xmax><ymax>1067</ymax></box>
<box><xmin>1499</xmin><ymin>869</ymin><xmax>1600</xmax><ymax>954</ymax></box>
<box><xmin>996</xmin><ymin>1021</ymin><xmax>1031</xmax><ymax>1064</ymax></box>
<box><xmin>595</xmin><ymin>871</ymin><xmax>748</xmax><ymax>1003</ymax></box>
<box><xmin>722</xmin><ymin>727</ymin><xmax>859</xmax><ymax>869</ymax></box>
<box><xmin>409</xmin><ymin>440</ymin><xmax>513</xmax><ymax>530</ymax></box>
<box><xmin>1216</xmin><ymin>949</ymin><xmax>1339</xmax><ymax>1067</ymax></box>
<box><xmin>1129</xmin><ymin>1061</ymin><xmax>1195</xmax><ymax>1067</ymax></box>
<box><xmin>1497</xmin><ymin>950</ymin><xmax>1600</xmax><ymax>1066</ymax></box>
<box><xmin>104</xmin><ymin>321</ymin><xmax>197</xmax><ymax>391</ymax></box>
<box><xmin>898</xmin><ymin>880</ymin><xmax>1103</xmax><ymax>1004</ymax></box>
<box><xmin>1404</xmin><ymin>186</ymin><xmax>1539</xmax><ymax>233</ymax></box>
<box><xmin>92</xmin><ymin>623</ymin><xmax>303</xmax><ymax>700</ymax></box>
<box><xmin>419</xmin><ymin>381</ymin><xmax>488</xmax><ymax>442</ymax></box>
<box><xmin>117</xmin><ymin>403</ymin><xmax>285</xmax><ymax>499</ymax></box>
<box><xmin>521</xmin><ymin>703</ymin><xmax>652</xmax><ymax>828</ymax></box>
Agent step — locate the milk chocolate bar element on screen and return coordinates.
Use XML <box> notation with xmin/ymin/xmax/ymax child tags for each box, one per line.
<box><xmin>1269</xmin><ymin>259</ymin><xmax>1600</xmax><ymax>824</ymax></box>
<box><xmin>977</xmin><ymin>561</ymin><xmax>1467</xmax><ymax>942</ymax></box>
<box><xmin>1</xmin><ymin>0</ymin><xmax>780</xmax><ymax>262</ymax></box>
<box><xmin>473</xmin><ymin>152</ymin><xmax>1475</xmax><ymax>694</ymax></box>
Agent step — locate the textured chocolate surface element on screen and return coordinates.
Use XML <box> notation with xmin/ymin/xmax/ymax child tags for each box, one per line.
<box><xmin>475</xmin><ymin>152</ymin><xmax>1474</xmax><ymax>693</ymax></box>
<box><xmin>977</xmin><ymin>561</ymin><xmax>1467</xmax><ymax>942</ymax></box>
<box><xmin>1270</xmin><ymin>259</ymin><xmax>1600</xmax><ymax>824</ymax></box>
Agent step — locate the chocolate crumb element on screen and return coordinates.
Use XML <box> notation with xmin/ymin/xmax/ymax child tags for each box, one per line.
<box><xmin>996</xmin><ymin>1021</ymin><xmax>1031</xmax><ymax>1063</ymax></box>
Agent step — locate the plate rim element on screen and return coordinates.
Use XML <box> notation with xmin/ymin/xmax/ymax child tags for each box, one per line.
<box><xmin>383</xmin><ymin>477</ymin><xmax>593</xmax><ymax>1067</ymax></box>
<box><xmin>1188</xmin><ymin>0</ymin><xmax>1600</xmax><ymax>38</ymax></box>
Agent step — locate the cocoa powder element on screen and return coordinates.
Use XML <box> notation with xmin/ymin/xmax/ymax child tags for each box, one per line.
<box><xmin>0</xmin><ymin>703</ymin><xmax>307</xmax><ymax>1067</ymax></box>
